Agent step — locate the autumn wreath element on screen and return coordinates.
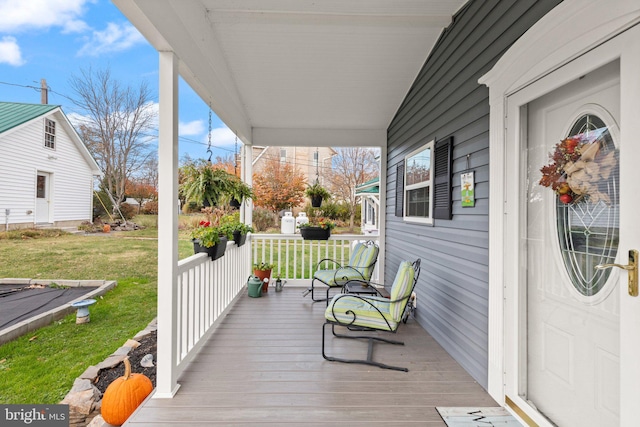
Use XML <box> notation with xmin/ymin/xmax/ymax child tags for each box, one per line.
<box><xmin>539</xmin><ymin>135</ymin><xmax>617</xmax><ymax>204</ymax></box>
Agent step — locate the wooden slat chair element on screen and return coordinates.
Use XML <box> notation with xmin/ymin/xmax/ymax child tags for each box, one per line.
<box><xmin>322</xmin><ymin>259</ymin><xmax>421</xmax><ymax>372</ymax></box>
<box><xmin>305</xmin><ymin>240</ymin><xmax>379</xmax><ymax>305</ymax></box>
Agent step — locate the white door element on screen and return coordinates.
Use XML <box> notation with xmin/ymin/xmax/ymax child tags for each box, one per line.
<box><xmin>523</xmin><ymin>61</ymin><xmax>622</xmax><ymax>426</ymax></box>
<box><xmin>36</xmin><ymin>172</ymin><xmax>51</xmax><ymax>223</ymax></box>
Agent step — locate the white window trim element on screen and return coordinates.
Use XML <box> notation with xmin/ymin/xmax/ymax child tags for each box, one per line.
<box><xmin>44</xmin><ymin>118</ymin><xmax>56</xmax><ymax>150</ymax></box>
<box><xmin>403</xmin><ymin>140</ymin><xmax>433</xmax><ymax>225</ymax></box>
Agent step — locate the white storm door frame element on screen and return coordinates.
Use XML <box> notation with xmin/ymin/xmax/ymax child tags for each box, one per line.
<box><xmin>480</xmin><ymin>1</ymin><xmax>640</xmax><ymax>425</ymax></box>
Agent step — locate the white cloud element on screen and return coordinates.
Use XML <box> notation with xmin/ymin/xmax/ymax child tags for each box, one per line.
<box><xmin>208</xmin><ymin>126</ymin><xmax>237</xmax><ymax>148</ymax></box>
<box><xmin>0</xmin><ymin>0</ymin><xmax>91</xmax><ymax>33</ymax></box>
<box><xmin>77</xmin><ymin>22</ymin><xmax>145</xmax><ymax>57</ymax></box>
<box><xmin>0</xmin><ymin>36</ymin><xmax>24</xmax><ymax>66</ymax></box>
<box><xmin>179</xmin><ymin>120</ymin><xmax>205</xmax><ymax>137</ymax></box>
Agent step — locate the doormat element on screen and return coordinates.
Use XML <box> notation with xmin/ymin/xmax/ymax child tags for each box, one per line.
<box><xmin>436</xmin><ymin>407</ymin><xmax>523</xmax><ymax>426</ymax></box>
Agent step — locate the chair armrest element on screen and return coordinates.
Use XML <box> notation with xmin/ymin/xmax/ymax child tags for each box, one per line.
<box><xmin>333</xmin><ymin>266</ymin><xmax>366</xmax><ymax>283</ymax></box>
<box><xmin>329</xmin><ymin>293</ymin><xmax>393</xmax><ymax>331</ymax></box>
<box><xmin>342</xmin><ymin>278</ymin><xmax>388</xmax><ymax>298</ymax></box>
<box><xmin>315</xmin><ymin>258</ymin><xmax>342</xmax><ymax>270</ymax></box>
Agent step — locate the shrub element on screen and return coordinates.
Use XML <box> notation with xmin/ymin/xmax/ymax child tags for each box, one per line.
<box><xmin>141</xmin><ymin>200</ymin><xmax>158</xmax><ymax>215</ymax></box>
<box><xmin>119</xmin><ymin>203</ymin><xmax>137</xmax><ymax>220</ymax></box>
<box><xmin>182</xmin><ymin>201</ymin><xmax>200</xmax><ymax>214</ymax></box>
<box><xmin>252</xmin><ymin>207</ymin><xmax>276</xmax><ymax>232</ymax></box>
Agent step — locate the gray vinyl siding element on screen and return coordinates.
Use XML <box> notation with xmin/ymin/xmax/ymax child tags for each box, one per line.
<box><xmin>385</xmin><ymin>0</ymin><xmax>562</xmax><ymax>389</ymax></box>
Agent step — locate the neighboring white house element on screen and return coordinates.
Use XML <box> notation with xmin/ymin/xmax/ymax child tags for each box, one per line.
<box><xmin>0</xmin><ymin>102</ymin><xmax>101</xmax><ymax>230</ymax></box>
<box><xmin>355</xmin><ymin>177</ymin><xmax>379</xmax><ymax>235</ymax></box>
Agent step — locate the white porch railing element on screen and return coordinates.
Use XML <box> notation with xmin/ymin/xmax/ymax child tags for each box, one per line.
<box><xmin>169</xmin><ymin>241</ymin><xmax>250</xmax><ymax>387</ymax></box>
<box><xmin>251</xmin><ymin>233</ymin><xmax>380</xmax><ymax>286</ymax></box>
<box><xmin>156</xmin><ymin>233</ymin><xmax>379</xmax><ymax>397</ymax></box>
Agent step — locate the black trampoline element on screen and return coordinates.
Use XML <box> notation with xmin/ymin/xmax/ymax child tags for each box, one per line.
<box><xmin>0</xmin><ymin>284</ymin><xmax>92</xmax><ymax>330</ymax></box>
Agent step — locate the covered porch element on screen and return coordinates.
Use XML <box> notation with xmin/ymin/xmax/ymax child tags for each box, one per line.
<box><xmin>126</xmin><ymin>283</ymin><xmax>495</xmax><ymax>425</ymax></box>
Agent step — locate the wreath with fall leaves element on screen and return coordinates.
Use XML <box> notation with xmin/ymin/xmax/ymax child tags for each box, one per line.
<box><xmin>539</xmin><ymin>135</ymin><xmax>617</xmax><ymax>204</ymax></box>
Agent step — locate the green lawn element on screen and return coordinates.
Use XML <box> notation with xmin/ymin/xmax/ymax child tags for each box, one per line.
<box><xmin>0</xmin><ymin>218</ymin><xmax>188</xmax><ymax>404</ymax></box>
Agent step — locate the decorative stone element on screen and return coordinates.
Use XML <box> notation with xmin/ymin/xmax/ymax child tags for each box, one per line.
<box><xmin>79</xmin><ymin>365</ymin><xmax>100</xmax><ymax>380</ymax></box>
<box><xmin>124</xmin><ymin>339</ymin><xmax>141</xmax><ymax>349</ymax></box>
<box><xmin>140</xmin><ymin>353</ymin><xmax>154</xmax><ymax>368</ymax></box>
<box><xmin>69</xmin><ymin>378</ymin><xmax>93</xmax><ymax>393</ymax></box>
<box><xmin>111</xmin><ymin>346</ymin><xmax>132</xmax><ymax>356</ymax></box>
<box><xmin>61</xmin><ymin>387</ymin><xmax>99</xmax><ymax>415</ymax></box>
<box><xmin>97</xmin><ymin>354</ymin><xmax>127</xmax><ymax>370</ymax></box>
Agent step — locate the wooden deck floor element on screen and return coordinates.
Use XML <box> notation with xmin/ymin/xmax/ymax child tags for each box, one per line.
<box><xmin>126</xmin><ymin>287</ymin><xmax>496</xmax><ymax>426</ymax></box>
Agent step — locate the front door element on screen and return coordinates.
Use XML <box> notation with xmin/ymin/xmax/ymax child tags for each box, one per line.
<box><xmin>522</xmin><ymin>61</ymin><xmax>622</xmax><ymax>426</ymax></box>
<box><xmin>36</xmin><ymin>172</ymin><xmax>51</xmax><ymax>223</ymax></box>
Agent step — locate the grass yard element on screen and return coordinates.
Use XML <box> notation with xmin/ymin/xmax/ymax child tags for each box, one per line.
<box><xmin>0</xmin><ymin>217</ymin><xmax>196</xmax><ymax>404</ymax></box>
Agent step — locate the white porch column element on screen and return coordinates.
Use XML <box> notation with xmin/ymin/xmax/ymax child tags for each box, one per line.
<box><xmin>155</xmin><ymin>50</ymin><xmax>180</xmax><ymax>398</ymax></box>
<box><xmin>378</xmin><ymin>145</ymin><xmax>386</xmax><ymax>282</ymax></box>
<box><xmin>243</xmin><ymin>143</ymin><xmax>253</xmax><ymax>227</ymax></box>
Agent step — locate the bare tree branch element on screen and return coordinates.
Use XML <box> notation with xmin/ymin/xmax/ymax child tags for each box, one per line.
<box><xmin>69</xmin><ymin>66</ymin><xmax>156</xmax><ymax>205</ymax></box>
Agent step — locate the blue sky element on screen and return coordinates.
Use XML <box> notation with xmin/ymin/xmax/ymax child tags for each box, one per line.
<box><xmin>0</xmin><ymin>0</ymin><xmax>235</xmax><ymax>161</ymax></box>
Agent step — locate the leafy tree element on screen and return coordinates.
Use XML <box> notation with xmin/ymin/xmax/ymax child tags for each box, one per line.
<box><xmin>328</xmin><ymin>147</ymin><xmax>379</xmax><ymax>230</ymax></box>
<box><xmin>69</xmin><ymin>66</ymin><xmax>156</xmax><ymax>206</ymax></box>
<box><xmin>253</xmin><ymin>157</ymin><xmax>306</xmax><ymax>224</ymax></box>
<box><xmin>125</xmin><ymin>178</ymin><xmax>158</xmax><ymax>213</ymax></box>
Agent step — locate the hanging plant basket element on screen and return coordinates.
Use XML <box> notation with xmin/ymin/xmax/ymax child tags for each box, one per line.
<box><xmin>310</xmin><ymin>195</ymin><xmax>323</xmax><ymax>208</ymax></box>
<box><xmin>229</xmin><ymin>198</ymin><xmax>241</xmax><ymax>208</ymax></box>
<box><xmin>300</xmin><ymin>226</ymin><xmax>331</xmax><ymax>240</ymax></box>
<box><xmin>193</xmin><ymin>237</ymin><xmax>228</xmax><ymax>260</ymax></box>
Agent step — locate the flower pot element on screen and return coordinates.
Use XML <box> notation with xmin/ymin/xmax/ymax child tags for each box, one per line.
<box><xmin>229</xmin><ymin>198</ymin><xmax>241</xmax><ymax>208</ymax></box>
<box><xmin>300</xmin><ymin>226</ymin><xmax>331</xmax><ymax>240</ymax></box>
<box><xmin>193</xmin><ymin>237</ymin><xmax>228</xmax><ymax>260</ymax></box>
<box><xmin>253</xmin><ymin>268</ymin><xmax>272</xmax><ymax>292</ymax></box>
<box><xmin>310</xmin><ymin>195</ymin><xmax>323</xmax><ymax>208</ymax></box>
<box><xmin>232</xmin><ymin>230</ymin><xmax>247</xmax><ymax>247</ymax></box>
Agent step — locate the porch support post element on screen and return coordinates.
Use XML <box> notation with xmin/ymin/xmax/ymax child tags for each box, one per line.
<box><xmin>243</xmin><ymin>142</ymin><xmax>253</xmax><ymax>227</ymax></box>
<box><xmin>155</xmin><ymin>50</ymin><xmax>180</xmax><ymax>398</ymax></box>
<box><xmin>378</xmin><ymin>144</ymin><xmax>386</xmax><ymax>283</ymax></box>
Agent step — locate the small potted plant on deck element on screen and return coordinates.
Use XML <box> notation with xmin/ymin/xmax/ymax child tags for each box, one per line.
<box><xmin>253</xmin><ymin>262</ymin><xmax>275</xmax><ymax>292</ymax></box>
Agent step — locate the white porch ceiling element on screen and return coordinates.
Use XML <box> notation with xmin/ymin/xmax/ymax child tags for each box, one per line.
<box><xmin>114</xmin><ymin>0</ymin><xmax>467</xmax><ymax>146</ymax></box>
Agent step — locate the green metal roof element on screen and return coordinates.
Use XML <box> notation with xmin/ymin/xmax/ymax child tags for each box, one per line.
<box><xmin>356</xmin><ymin>177</ymin><xmax>380</xmax><ymax>189</ymax></box>
<box><xmin>0</xmin><ymin>102</ymin><xmax>58</xmax><ymax>134</ymax></box>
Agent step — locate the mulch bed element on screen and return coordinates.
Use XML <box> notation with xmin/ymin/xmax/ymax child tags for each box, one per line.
<box><xmin>94</xmin><ymin>330</ymin><xmax>157</xmax><ymax>393</ymax></box>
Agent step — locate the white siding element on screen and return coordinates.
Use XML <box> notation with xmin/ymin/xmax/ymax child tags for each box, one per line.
<box><xmin>0</xmin><ymin>111</ymin><xmax>95</xmax><ymax>226</ymax></box>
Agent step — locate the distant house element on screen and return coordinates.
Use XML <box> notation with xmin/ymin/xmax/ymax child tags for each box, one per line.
<box><xmin>0</xmin><ymin>102</ymin><xmax>101</xmax><ymax>230</ymax></box>
<box><xmin>251</xmin><ymin>146</ymin><xmax>336</xmax><ymax>187</ymax></box>
<box><xmin>355</xmin><ymin>177</ymin><xmax>379</xmax><ymax>235</ymax></box>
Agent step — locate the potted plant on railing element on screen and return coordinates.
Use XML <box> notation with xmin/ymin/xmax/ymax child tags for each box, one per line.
<box><xmin>253</xmin><ymin>262</ymin><xmax>275</xmax><ymax>292</ymax></box>
<box><xmin>298</xmin><ymin>217</ymin><xmax>336</xmax><ymax>240</ymax></box>
<box><xmin>191</xmin><ymin>220</ymin><xmax>228</xmax><ymax>260</ymax></box>
<box><xmin>220</xmin><ymin>221</ymin><xmax>253</xmax><ymax>247</ymax></box>
<box><xmin>305</xmin><ymin>181</ymin><xmax>331</xmax><ymax>208</ymax></box>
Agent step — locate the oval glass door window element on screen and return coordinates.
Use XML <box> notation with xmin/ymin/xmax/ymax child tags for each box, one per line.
<box><xmin>555</xmin><ymin>114</ymin><xmax>619</xmax><ymax>296</ymax></box>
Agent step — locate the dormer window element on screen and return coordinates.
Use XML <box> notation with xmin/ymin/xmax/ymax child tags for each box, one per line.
<box><xmin>44</xmin><ymin>119</ymin><xmax>56</xmax><ymax>149</ymax></box>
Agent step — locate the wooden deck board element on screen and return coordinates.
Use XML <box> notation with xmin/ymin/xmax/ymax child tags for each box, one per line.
<box><xmin>125</xmin><ymin>288</ymin><xmax>495</xmax><ymax>425</ymax></box>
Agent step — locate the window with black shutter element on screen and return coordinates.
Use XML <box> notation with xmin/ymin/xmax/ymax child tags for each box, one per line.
<box><xmin>395</xmin><ymin>163</ymin><xmax>404</xmax><ymax>217</ymax></box>
<box><xmin>399</xmin><ymin>136</ymin><xmax>452</xmax><ymax>223</ymax></box>
<box><xmin>433</xmin><ymin>137</ymin><xmax>453</xmax><ymax>220</ymax></box>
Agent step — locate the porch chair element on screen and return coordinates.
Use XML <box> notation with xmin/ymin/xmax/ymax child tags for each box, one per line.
<box><xmin>304</xmin><ymin>240</ymin><xmax>379</xmax><ymax>305</ymax></box>
<box><xmin>322</xmin><ymin>259</ymin><xmax>421</xmax><ymax>372</ymax></box>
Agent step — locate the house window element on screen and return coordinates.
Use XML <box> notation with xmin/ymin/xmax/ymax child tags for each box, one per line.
<box><xmin>313</xmin><ymin>151</ymin><xmax>318</xmax><ymax>167</ymax></box>
<box><xmin>280</xmin><ymin>149</ymin><xmax>287</xmax><ymax>163</ymax></box>
<box><xmin>404</xmin><ymin>141</ymin><xmax>433</xmax><ymax>223</ymax></box>
<box><xmin>44</xmin><ymin>119</ymin><xmax>56</xmax><ymax>149</ymax></box>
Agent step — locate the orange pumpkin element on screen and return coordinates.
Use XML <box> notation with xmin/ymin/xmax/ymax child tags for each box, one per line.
<box><xmin>101</xmin><ymin>357</ymin><xmax>153</xmax><ymax>426</ymax></box>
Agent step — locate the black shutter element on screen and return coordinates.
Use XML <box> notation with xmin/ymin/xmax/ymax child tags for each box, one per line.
<box><xmin>433</xmin><ymin>136</ymin><xmax>453</xmax><ymax>220</ymax></box>
<box><xmin>395</xmin><ymin>162</ymin><xmax>404</xmax><ymax>217</ymax></box>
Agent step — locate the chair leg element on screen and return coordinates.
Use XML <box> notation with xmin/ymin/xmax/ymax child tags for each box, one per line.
<box><xmin>322</xmin><ymin>322</ymin><xmax>409</xmax><ymax>372</ymax></box>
